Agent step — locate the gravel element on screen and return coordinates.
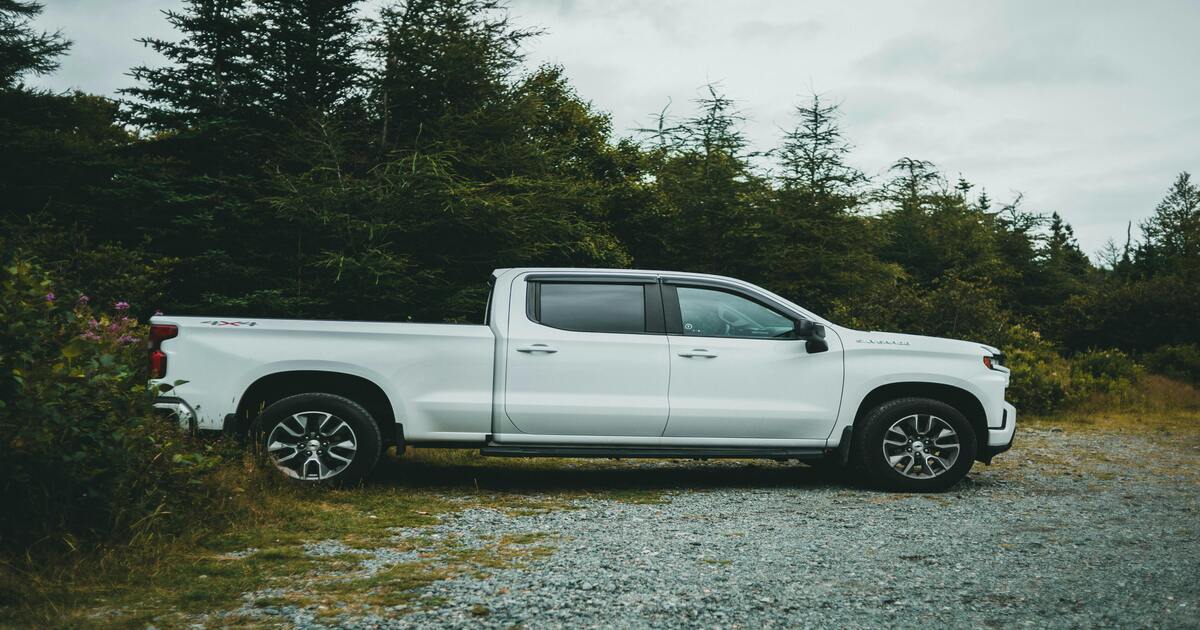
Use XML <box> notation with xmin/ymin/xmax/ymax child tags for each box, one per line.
<box><xmin>245</xmin><ymin>428</ymin><xmax>1200</xmax><ymax>629</ymax></box>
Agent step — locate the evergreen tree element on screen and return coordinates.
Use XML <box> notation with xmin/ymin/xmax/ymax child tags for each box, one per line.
<box><xmin>122</xmin><ymin>0</ymin><xmax>261</xmax><ymax>138</ymax></box>
<box><xmin>636</xmin><ymin>85</ymin><xmax>771</xmax><ymax>281</ymax></box>
<box><xmin>0</xmin><ymin>0</ymin><xmax>69</xmax><ymax>88</ymax></box>
<box><xmin>1137</xmin><ymin>172</ymin><xmax>1200</xmax><ymax>276</ymax></box>
<box><xmin>1043</xmin><ymin>212</ymin><xmax>1091</xmax><ymax>275</ymax></box>
<box><xmin>768</xmin><ymin>93</ymin><xmax>883</xmax><ymax>311</ymax></box>
<box><xmin>370</xmin><ymin>0</ymin><xmax>533</xmax><ymax>151</ymax></box>
<box><xmin>876</xmin><ymin>159</ymin><xmax>1004</xmax><ymax>285</ymax></box>
<box><xmin>253</xmin><ymin>0</ymin><xmax>364</xmax><ymax>117</ymax></box>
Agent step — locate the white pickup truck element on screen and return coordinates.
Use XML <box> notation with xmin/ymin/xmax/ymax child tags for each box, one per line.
<box><xmin>150</xmin><ymin>268</ymin><xmax>1015</xmax><ymax>492</ymax></box>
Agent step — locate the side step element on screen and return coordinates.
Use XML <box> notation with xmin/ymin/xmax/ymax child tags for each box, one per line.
<box><xmin>480</xmin><ymin>444</ymin><xmax>826</xmax><ymax>460</ymax></box>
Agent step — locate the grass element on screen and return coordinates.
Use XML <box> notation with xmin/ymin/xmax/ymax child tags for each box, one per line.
<box><xmin>0</xmin><ymin>447</ymin><xmax>688</xmax><ymax>629</ymax></box>
<box><xmin>1025</xmin><ymin>374</ymin><xmax>1200</xmax><ymax>433</ymax></box>
<box><xmin>3</xmin><ymin>374</ymin><xmax>1198</xmax><ymax>628</ymax></box>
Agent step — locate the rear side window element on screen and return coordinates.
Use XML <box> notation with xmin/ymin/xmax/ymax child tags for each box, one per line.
<box><xmin>533</xmin><ymin>283</ymin><xmax>645</xmax><ymax>333</ymax></box>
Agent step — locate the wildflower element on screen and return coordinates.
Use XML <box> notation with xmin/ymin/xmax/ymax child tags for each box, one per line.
<box><xmin>154</xmin><ymin>309</ymin><xmax>164</xmax><ymax>316</ymax></box>
<box><xmin>80</xmin><ymin>331</ymin><xmax>101</xmax><ymax>341</ymax></box>
<box><xmin>114</xmin><ymin>301</ymin><xmax>130</xmax><ymax>311</ymax></box>
<box><xmin>77</xmin><ymin>295</ymin><xmax>90</xmax><ymax>306</ymax></box>
<box><xmin>44</xmin><ymin>292</ymin><xmax>55</xmax><ymax>302</ymax></box>
<box><xmin>117</xmin><ymin>335</ymin><xmax>139</xmax><ymax>345</ymax></box>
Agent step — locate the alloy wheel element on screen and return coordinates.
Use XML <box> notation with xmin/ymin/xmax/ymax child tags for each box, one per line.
<box><xmin>266</xmin><ymin>411</ymin><xmax>358</xmax><ymax>480</ymax></box>
<box><xmin>881</xmin><ymin>413</ymin><xmax>961</xmax><ymax>479</ymax></box>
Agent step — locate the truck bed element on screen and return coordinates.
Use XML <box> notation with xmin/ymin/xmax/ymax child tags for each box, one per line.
<box><xmin>150</xmin><ymin>316</ymin><xmax>496</xmax><ymax>440</ymax></box>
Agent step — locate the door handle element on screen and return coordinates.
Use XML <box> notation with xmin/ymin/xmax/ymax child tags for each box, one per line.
<box><xmin>678</xmin><ymin>349</ymin><xmax>718</xmax><ymax>358</ymax></box>
<box><xmin>516</xmin><ymin>344</ymin><xmax>558</xmax><ymax>354</ymax></box>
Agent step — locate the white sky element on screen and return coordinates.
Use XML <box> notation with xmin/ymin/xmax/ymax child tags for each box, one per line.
<box><xmin>32</xmin><ymin>0</ymin><xmax>1200</xmax><ymax>257</ymax></box>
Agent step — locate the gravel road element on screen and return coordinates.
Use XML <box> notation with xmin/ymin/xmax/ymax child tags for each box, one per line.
<box><xmin>238</xmin><ymin>427</ymin><xmax>1200</xmax><ymax>629</ymax></box>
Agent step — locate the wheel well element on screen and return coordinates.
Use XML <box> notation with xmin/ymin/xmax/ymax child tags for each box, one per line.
<box><xmin>853</xmin><ymin>382</ymin><xmax>988</xmax><ymax>460</ymax></box>
<box><xmin>235</xmin><ymin>371</ymin><xmax>397</xmax><ymax>445</ymax></box>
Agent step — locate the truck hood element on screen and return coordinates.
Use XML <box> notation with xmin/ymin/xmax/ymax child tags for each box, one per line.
<box><xmin>837</xmin><ymin>328</ymin><xmax>999</xmax><ymax>357</ymax></box>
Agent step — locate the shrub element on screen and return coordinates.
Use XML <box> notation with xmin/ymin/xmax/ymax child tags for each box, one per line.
<box><xmin>1070</xmin><ymin>348</ymin><xmax>1141</xmax><ymax>383</ymax></box>
<box><xmin>998</xmin><ymin>324</ymin><xmax>1073</xmax><ymax>415</ymax></box>
<box><xmin>1144</xmin><ymin>344</ymin><xmax>1200</xmax><ymax>384</ymax></box>
<box><xmin>1068</xmin><ymin>348</ymin><xmax>1141</xmax><ymax>408</ymax></box>
<box><xmin>0</xmin><ymin>259</ymin><xmax>236</xmax><ymax>552</ymax></box>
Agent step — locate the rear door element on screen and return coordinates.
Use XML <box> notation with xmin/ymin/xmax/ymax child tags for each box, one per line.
<box><xmin>661</xmin><ymin>281</ymin><xmax>843</xmax><ymax>440</ymax></box>
<box><xmin>503</xmin><ymin>275</ymin><xmax>670</xmax><ymax>437</ymax></box>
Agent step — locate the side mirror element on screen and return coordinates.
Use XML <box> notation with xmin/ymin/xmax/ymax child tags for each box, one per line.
<box><xmin>794</xmin><ymin>319</ymin><xmax>829</xmax><ymax>353</ymax></box>
<box><xmin>793</xmin><ymin>319</ymin><xmax>825</xmax><ymax>340</ymax></box>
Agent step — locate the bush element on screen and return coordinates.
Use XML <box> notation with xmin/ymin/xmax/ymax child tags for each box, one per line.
<box><xmin>1068</xmin><ymin>348</ymin><xmax>1141</xmax><ymax>407</ymax></box>
<box><xmin>998</xmin><ymin>325</ymin><xmax>1144</xmax><ymax>415</ymax></box>
<box><xmin>1144</xmin><ymin>344</ymin><xmax>1200</xmax><ymax>384</ymax></box>
<box><xmin>998</xmin><ymin>324</ymin><xmax>1073</xmax><ymax>415</ymax></box>
<box><xmin>0</xmin><ymin>259</ymin><xmax>236</xmax><ymax>552</ymax></box>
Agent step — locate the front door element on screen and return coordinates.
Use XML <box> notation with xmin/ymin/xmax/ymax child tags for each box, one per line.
<box><xmin>503</xmin><ymin>277</ymin><xmax>670</xmax><ymax>437</ymax></box>
<box><xmin>662</xmin><ymin>283</ymin><xmax>843</xmax><ymax>440</ymax></box>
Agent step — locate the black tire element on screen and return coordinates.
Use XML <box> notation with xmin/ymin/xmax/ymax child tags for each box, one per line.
<box><xmin>251</xmin><ymin>392</ymin><xmax>382</xmax><ymax>487</ymax></box>
<box><xmin>851</xmin><ymin>397</ymin><xmax>977</xmax><ymax>492</ymax></box>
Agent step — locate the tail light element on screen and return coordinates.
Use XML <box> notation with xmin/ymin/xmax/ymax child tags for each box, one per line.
<box><xmin>149</xmin><ymin>324</ymin><xmax>178</xmax><ymax>378</ymax></box>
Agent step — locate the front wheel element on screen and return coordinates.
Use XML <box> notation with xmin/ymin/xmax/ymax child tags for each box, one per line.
<box><xmin>851</xmin><ymin>397</ymin><xmax>977</xmax><ymax>492</ymax></box>
<box><xmin>252</xmin><ymin>393</ymin><xmax>382</xmax><ymax>486</ymax></box>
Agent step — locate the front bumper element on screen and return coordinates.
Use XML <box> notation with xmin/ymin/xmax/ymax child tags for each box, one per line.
<box><xmin>981</xmin><ymin>401</ymin><xmax>1016</xmax><ymax>462</ymax></box>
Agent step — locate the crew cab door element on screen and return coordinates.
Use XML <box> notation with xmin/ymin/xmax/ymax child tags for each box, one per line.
<box><xmin>661</xmin><ymin>281</ymin><xmax>843</xmax><ymax>440</ymax></box>
<box><xmin>503</xmin><ymin>275</ymin><xmax>670</xmax><ymax>437</ymax></box>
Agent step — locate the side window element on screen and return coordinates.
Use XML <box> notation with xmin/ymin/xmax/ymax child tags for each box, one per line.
<box><xmin>534</xmin><ymin>282</ymin><xmax>646</xmax><ymax>334</ymax></box>
<box><xmin>676</xmin><ymin>286</ymin><xmax>794</xmax><ymax>339</ymax></box>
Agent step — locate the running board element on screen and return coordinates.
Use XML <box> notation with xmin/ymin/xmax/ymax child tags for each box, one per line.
<box><xmin>480</xmin><ymin>444</ymin><xmax>826</xmax><ymax>460</ymax></box>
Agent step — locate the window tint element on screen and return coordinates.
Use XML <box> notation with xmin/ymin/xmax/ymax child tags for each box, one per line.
<box><xmin>537</xmin><ymin>283</ymin><xmax>645</xmax><ymax>333</ymax></box>
<box><xmin>676</xmin><ymin>286</ymin><xmax>793</xmax><ymax>338</ymax></box>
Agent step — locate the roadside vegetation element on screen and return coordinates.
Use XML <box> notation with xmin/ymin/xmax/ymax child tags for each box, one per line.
<box><xmin>1</xmin><ymin>0</ymin><xmax>1199</xmax><ymax>626</ymax></box>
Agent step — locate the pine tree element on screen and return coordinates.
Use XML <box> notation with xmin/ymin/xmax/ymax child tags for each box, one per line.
<box><xmin>370</xmin><ymin>0</ymin><xmax>534</xmax><ymax>150</ymax></box>
<box><xmin>1138</xmin><ymin>172</ymin><xmax>1200</xmax><ymax>275</ymax></box>
<box><xmin>768</xmin><ymin>93</ymin><xmax>880</xmax><ymax>311</ymax></box>
<box><xmin>121</xmin><ymin>0</ymin><xmax>261</xmax><ymax>136</ymax></box>
<box><xmin>778</xmin><ymin>93</ymin><xmax>865</xmax><ymax>198</ymax></box>
<box><xmin>637</xmin><ymin>85</ymin><xmax>770</xmax><ymax>280</ymax></box>
<box><xmin>253</xmin><ymin>0</ymin><xmax>364</xmax><ymax>117</ymax></box>
<box><xmin>0</xmin><ymin>0</ymin><xmax>69</xmax><ymax>88</ymax></box>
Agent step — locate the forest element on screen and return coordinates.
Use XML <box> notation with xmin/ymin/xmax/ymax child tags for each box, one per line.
<box><xmin>2</xmin><ymin>0</ymin><xmax>1199</xmax><ymax>554</ymax></box>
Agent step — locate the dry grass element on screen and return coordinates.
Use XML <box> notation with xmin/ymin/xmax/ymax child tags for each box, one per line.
<box><xmin>1026</xmin><ymin>374</ymin><xmax>1200</xmax><ymax>434</ymax></box>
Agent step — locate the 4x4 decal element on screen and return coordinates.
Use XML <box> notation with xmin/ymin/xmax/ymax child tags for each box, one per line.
<box><xmin>200</xmin><ymin>320</ymin><xmax>258</xmax><ymax>327</ymax></box>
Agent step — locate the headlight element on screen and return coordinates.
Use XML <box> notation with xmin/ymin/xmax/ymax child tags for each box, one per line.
<box><xmin>983</xmin><ymin>352</ymin><xmax>1006</xmax><ymax>370</ymax></box>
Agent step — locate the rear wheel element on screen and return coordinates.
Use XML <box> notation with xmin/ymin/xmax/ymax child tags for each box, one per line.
<box><xmin>252</xmin><ymin>393</ymin><xmax>382</xmax><ymax>486</ymax></box>
<box><xmin>852</xmin><ymin>397</ymin><xmax>976</xmax><ymax>492</ymax></box>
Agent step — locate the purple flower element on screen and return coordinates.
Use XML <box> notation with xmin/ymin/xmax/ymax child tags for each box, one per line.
<box><xmin>77</xmin><ymin>295</ymin><xmax>90</xmax><ymax>306</ymax></box>
<box><xmin>153</xmin><ymin>309</ymin><xmax>164</xmax><ymax>316</ymax></box>
<box><xmin>80</xmin><ymin>331</ymin><xmax>101</xmax><ymax>341</ymax></box>
<box><xmin>114</xmin><ymin>301</ymin><xmax>130</xmax><ymax>311</ymax></box>
<box><xmin>44</xmin><ymin>292</ymin><xmax>55</xmax><ymax>302</ymax></box>
<box><xmin>117</xmin><ymin>335</ymin><xmax>138</xmax><ymax>345</ymax></box>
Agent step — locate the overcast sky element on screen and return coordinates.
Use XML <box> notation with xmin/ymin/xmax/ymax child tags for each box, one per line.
<box><xmin>31</xmin><ymin>0</ymin><xmax>1200</xmax><ymax>257</ymax></box>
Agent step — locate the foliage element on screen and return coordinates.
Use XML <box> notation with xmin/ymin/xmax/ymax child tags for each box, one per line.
<box><xmin>1144</xmin><ymin>344</ymin><xmax>1200</xmax><ymax>385</ymax></box>
<box><xmin>0</xmin><ymin>0</ymin><xmax>69</xmax><ymax>88</ymax></box>
<box><xmin>998</xmin><ymin>325</ymin><xmax>1073</xmax><ymax>415</ymax></box>
<box><xmin>0</xmin><ymin>259</ymin><xmax>236</xmax><ymax>551</ymax></box>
